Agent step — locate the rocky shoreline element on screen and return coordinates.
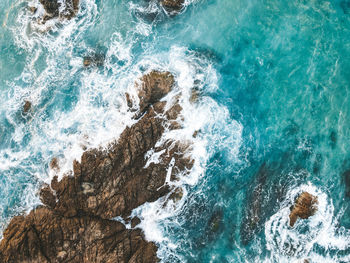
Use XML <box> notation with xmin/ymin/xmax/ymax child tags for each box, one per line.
<box><xmin>0</xmin><ymin>71</ymin><xmax>193</xmax><ymax>262</ymax></box>
<box><xmin>33</xmin><ymin>0</ymin><xmax>185</xmax><ymax>24</ymax></box>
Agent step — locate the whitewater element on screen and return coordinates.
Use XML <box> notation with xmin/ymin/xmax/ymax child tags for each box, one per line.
<box><xmin>1</xmin><ymin>0</ymin><xmax>350</xmax><ymax>262</ymax></box>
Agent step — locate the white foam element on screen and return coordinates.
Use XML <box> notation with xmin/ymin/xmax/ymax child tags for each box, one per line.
<box><xmin>1</xmin><ymin>3</ymin><xmax>243</xmax><ymax>261</ymax></box>
<box><xmin>264</xmin><ymin>182</ymin><xmax>350</xmax><ymax>262</ymax></box>
<box><xmin>129</xmin><ymin>46</ymin><xmax>243</xmax><ymax>261</ymax></box>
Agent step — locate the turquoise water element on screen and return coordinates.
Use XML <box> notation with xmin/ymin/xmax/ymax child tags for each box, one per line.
<box><xmin>1</xmin><ymin>0</ymin><xmax>350</xmax><ymax>262</ymax></box>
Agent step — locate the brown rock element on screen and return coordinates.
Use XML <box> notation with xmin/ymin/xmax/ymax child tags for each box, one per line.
<box><xmin>39</xmin><ymin>185</ymin><xmax>56</xmax><ymax>209</ymax></box>
<box><xmin>289</xmin><ymin>192</ymin><xmax>318</xmax><ymax>227</ymax></box>
<box><xmin>23</xmin><ymin>100</ymin><xmax>31</xmax><ymax>114</ymax></box>
<box><xmin>131</xmin><ymin>217</ymin><xmax>141</xmax><ymax>228</ymax></box>
<box><xmin>49</xmin><ymin>157</ymin><xmax>59</xmax><ymax>171</ymax></box>
<box><xmin>39</xmin><ymin>0</ymin><xmax>79</xmax><ymax>22</ymax></box>
<box><xmin>29</xmin><ymin>6</ymin><xmax>37</xmax><ymax>14</ymax></box>
<box><xmin>0</xmin><ymin>206</ymin><xmax>157</xmax><ymax>263</ymax></box>
<box><xmin>190</xmin><ymin>88</ymin><xmax>199</xmax><ymax>103</ymax></box>
<box><xmin>136</xmin><ymin>71</ymin><xmax>175</xmax><ymax>114</ymax></box>
<box><xmin>160</xmin><ymin>0</ymin><xmax>185</xmax><ymax>15</ymax></box>
<box><xmin>0</xmin><ymin>71</ymin><xmax>192</xmax><ymax>262</ymax></box>
<box><xmin>83</xmin><ymin>57</ymin><xmax>92</xmax><ymax>67</ymax></box>
<box><xmin>39</xmin><ymin>0</ymin><xmax>60</xmax><ymax>17</ymax></box>
<box><xmin>169</xmin><ymin>187</ymin><xmax>183</xmax><ymax>203</ymax></box>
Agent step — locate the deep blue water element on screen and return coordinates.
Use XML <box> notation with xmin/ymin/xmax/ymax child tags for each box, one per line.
<box><xmin>1</xmin><ymin>0</ymin><xmax>350</xmax><ymax>262</ymax></box>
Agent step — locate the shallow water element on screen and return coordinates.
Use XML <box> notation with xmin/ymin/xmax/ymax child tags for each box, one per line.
<box><xmin>1</xmin><ymin>0</ymin><xmax>350</xmax><ymax>262</ymax></box>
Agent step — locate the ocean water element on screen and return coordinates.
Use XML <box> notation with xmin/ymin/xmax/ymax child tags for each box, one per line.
<box><xmin>1</xmin><ymin>0</ymin><xmax>350</xmax><ymax>262</ymax></box>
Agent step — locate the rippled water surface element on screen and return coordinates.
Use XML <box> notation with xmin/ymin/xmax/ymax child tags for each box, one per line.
<box><xmin>1</xmin><ymin>0</ymin><xmax>350</xmax><ymax>262</ymax></box>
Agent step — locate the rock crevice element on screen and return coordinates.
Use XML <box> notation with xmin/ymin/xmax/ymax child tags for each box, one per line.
<box><xmin>0</xmin><ymin>71</ymin><xmax>192</xmax><ymax>263</ymax></box>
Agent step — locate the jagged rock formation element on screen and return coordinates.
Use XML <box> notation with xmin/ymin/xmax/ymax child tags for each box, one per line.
<box><xmin>0</xmin><ymin>207</ymin><xmax>157</xmax><ymax>263</ymax></box>
<box><xmin>0</xmin><ymin>71</ymin><xmax>193</xmax><ymax>262</ymax></box>
<box><xmin>289</xmin><ymin>192</ymin><xmax>318</xmax><ymax>227</ymax></box>
<box><xmin>39</xmin><ymin>0</ymin><xmax>79</xmax><ymax>22</ymax></box>
<box><xmin>160</xmin><ymin>0</ymin><xmax>185</xmax><ymax>15</ymax></box>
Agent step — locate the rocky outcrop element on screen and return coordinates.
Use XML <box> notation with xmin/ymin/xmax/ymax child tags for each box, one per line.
<box><xmin>135</xmin><ymin>71</ymin><xmax>175</xmax><ymax>114</ymax></box>
<box><xmin>160</xmin><ymin>0</ymin><xmax>185</xmax><ymax>15</ymax></box>
<box><xmin>0</xmin><ymin>207</ymin><xmax>157</xmax><ymax>263</ymax></box>
<box><xmin>289</xmin><ymin>192</ymin><xmax>318</xmax><ymax>227</ymax></box>
<box><xmin>0</xmin><ymin>71</ymin><xmax>193</xmax><ymax>262</ymax></box>
<box><xmin>39</xmin><ymin>0</ymin><xmax>79</xmax><ymax>22</ymax></box>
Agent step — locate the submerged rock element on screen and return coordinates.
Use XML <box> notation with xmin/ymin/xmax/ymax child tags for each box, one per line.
<box><xmin>289</xmin><ymin>192</ymin><xmax>318</xmax><ymax>227</ymax></box>
<box><xmin>83</xmin><ymin>53</ymin><xmax>105</xmax><ymax>68</ymax></box>
<box><xmin>0</xmin><ymin>71</ymin><xmax>193</xmax><ymax>262</ymax></box>
<box><xmin>342</xmin><ymin>169</ymin><xmax>350</xmax><ymax>197</ymax></box>
<box><xmin>208</xmin><ymin>209</ymin><xmax>223</xmax><ymax>234</ymax></box>
<box><xmin>240</xmin><ymin>163</ymin><xmax>268</xmax><ymax>245</ymax></box>
<box><xmin>160</xmin><ymin>0</ymin><xmax>185</xmax><ymax>15</ymax></box>
<box><xmin>329</xmin><ymin>130</ymin><xmax>337</xmax><ymax>148</ymax></box>
<box><xmin>39</xmin><ymin>0</ymin><xmax>79</xmax><ymax>22</ymax></box>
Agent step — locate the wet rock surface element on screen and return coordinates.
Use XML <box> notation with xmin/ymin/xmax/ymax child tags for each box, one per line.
<box><xmin>0</xmin><ymin>207</ymin><xmax>157</xmax><ymax>263</ymax></box>
<box><xmin>83</xmin><ymin>53</ymin><xmax>105</xmax><ymax>68</ymax></box>
<box><xmin>136</xmin><ymin>71</ymin><xmax>175</xmax><ymax>114</ymax></box>
<box><xmin>0</xmin><ymin>71</ymin><xmax>193</xmax><ymax>262</ymax></box>
<box><xmin>23</xmin><ymin>100</ymin><xmax>32</xmax><ymax>114</ymax></box>
<box><xmin>39</xmin><ymin>0</ymin><xmax>79</xmax><ymax>22</ymax></box>
<box><xmin>160</xmin><ymin>0</ymin><xmax>185</xmax><ymax>15</ymax></box>
<box><xmin>289</xmin><ymin>192</ymin><xmax>318</xmax><ymax>227</ymax></box>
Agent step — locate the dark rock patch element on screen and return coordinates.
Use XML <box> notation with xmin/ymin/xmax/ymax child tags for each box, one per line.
<box><xmin>208</xmin><ymin>209</ymin><xmax>223</xmax><ymax>235</ymax></box>
<box><xmin>83</xmin><ymin>53</ymin><xmax>105</xmax><ymax>68</ymax></box>
<box><xmin>240</xmin><ymin>157</ymin><xmax>294</xmax><ymax>245</ymax></box>
<box><xmin>131</xmin><ymin>217</ymin><xmax>142</xmax><ymax>228</ymax></box>
<box><xmin>312</xmin><ymin>153</ymin><xmax>322</xmax><ymax>175</ymax></box>
<box><xmin>329</xmin><ymin>130</ymin><xmax>337</xmax><ymax>149</ymax></box>
<box><xmin>342</xmin><ymin>169</ymin><xmax>350</xmax><ymax>198</ymax></box>
<box><xmin>39</xmin><ymin>0</ymin><xmax>80</xmax><ymax>23</ymax></box>
<box><xmin>341</xmin><ymin>0</ymin><xmax>350</xmax><ymax>14</ymax></box>
<box><xmin>240</xmin><ymin>163</ymin><xmax>268</xmax><ymax>245</ymax></box>
<box><xmin>160</xmin><ymin>0</ymin><xmax>185</xmax><ymax>15</ymax></box>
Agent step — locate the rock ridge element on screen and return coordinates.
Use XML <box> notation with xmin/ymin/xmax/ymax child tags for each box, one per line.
<box><xmin>0</xmin><ymin>71</ymin><xmax>193</xmax><ymax>263</ymax></box>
